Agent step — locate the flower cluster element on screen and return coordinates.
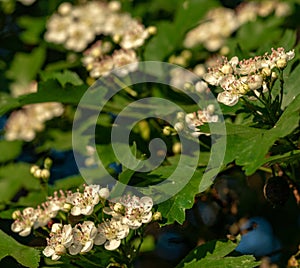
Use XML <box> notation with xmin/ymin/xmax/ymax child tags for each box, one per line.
<box><xmin>82</xmin><ymin>42</ymin><xmax>138</xmax><ymax>78</ymax></box>
<box><xmin>45</xmin><ymin>1</ymin><xmax>152</xmax><ymax>53</ymax></box>
<box><xmin>203</xmin><ymin>47</ymin><xmax>295</xmax><ymax>106</ymax></box>
<box><xmin>173</xmin><ymin>104</ymin><xmax>218</xmax><ymax>137</ymax></box>
<box><xmin>184</xmin><ymin>1</ymin><xmax>291</xmax><ymax>52</ymax></box>
<box><xmin>5</xmin><ymin>82</ymin><xmax>64</xmax><ymax>141</ymax></box>
<box><xmin>11</xmin><ymin>183</ymin><xmax>155</xmax><ymax>260</ymax></box>
<box><xmin>11</xmin><ymin>190</ymin><xmax>69</xmax><ymax>236</ymax></box>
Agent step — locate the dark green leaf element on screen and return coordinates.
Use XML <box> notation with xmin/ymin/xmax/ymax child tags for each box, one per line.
<box><xmin>0</xmin><ymin>140</ymin><xmax>23</xmax><ymax>163</ymax></box>
<box><xmin>0</xmin><ymin>229</ymin><xmax>40</xmax><ymax>268</ymax></box>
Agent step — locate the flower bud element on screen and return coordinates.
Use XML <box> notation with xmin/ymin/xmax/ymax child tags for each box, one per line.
<box><xmin>276</xmin><ymin>58</ymin><xmax>287</xmax><ymax>69</ymax></box>
<box><xmin>147</xmin><ymin>26</ymin><xmax>157</xmax><ymax>35</ymax></box>
<box><xmin>40</xmin><ymin>169</ymin><xmax>50</xmax><ymax>180</ymax></box>
<box><xmin>262</xmin><ymin>67</ymin><xmax>271</xmax><ymax>77</ymax></box>
<box><xmin>172</xmin><ymin>142</ymin><xmax>181</xmax><ymax>154</ymax></box>
<box><xmin>99</xmin><ymin>187</ymin><xmax>110</xmax><ymax>199</ymax></box>
<box><xmin>163</xmin><ymin>126</ymin><xmax>172</xmax><ymax>136</ymax></box>
<box><xmin>30</xmin><ymin>165</ymin><xmax>39</xmax><ymax>175</ymax></box>
<box><xmin>174</xmin><ymin>122</ymin><xmax>184</xmax><ymax>132</ymax></box>
<box><xmin>152</xmin><ymin>212</ymin><xmax>162</xmax><ymax>221</ymax></box>
<box><xmin>113</xmin><ymin>202</ymin><xmax>124</xmax><ymax>213</ymax></box>
<box><xmin>12</xmin><ymin>210</ymin><xmax>21</xmax><ymax>220</ymax></box>
<box><xmin>44</xmin><ymin>158</ymin><xmax>53</xmax><ymax>169</ymax></box>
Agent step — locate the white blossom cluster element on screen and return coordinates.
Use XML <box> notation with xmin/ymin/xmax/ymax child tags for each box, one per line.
<box><xmin>184</xmin><ymin>1</ymin><xmax>291</xmax><ymax>52</ymax></box>
<box><xmin>5</xmin><ymin>82</ymin><xmax>64</xmax><ymax>142</ymax></box>
<box><xmin>203</xmin><ymin>47</ymin><xmax>295</xmax><ymax>106</ymax></box>
<box><xmin>11</xmin><ymin>190</ymin><xmax>70</xmax><ymax>237</ymax></box>
<box><xmin>82</xmin><ymin>41</ymin><xmax>139</xmax><ymax>78</ymax></box>
<box><xmin>44</xmin><ymin>1</ymin><xmax>152</xmax><ymax>54</ymax></box>
<box><xmin>174</xmin><ymin>104</ymin><xmax>218</xmax><ymax>137</ymax></box>
<box><xmin>11</xmin><ymin>184</ymin><xmax>155</xmax><ymax>260</ymax></box>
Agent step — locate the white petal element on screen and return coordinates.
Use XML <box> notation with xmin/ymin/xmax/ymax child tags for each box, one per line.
<box><xmin>51</xmin><ymin>254</ymin><xmax>61</xmax><ymax>261</ymax></box>
<box><xmin>217</xmin><ymin>91</ymin><xmax>239</xmax><ymax>106</ymax></box>
<box><xmin>69</xmin><ymin>244</ymin><xmax>82</xmax><ymax>255</ymax></box>
<box><xmin>19</xmin><ymin>227</ymin><xmax>32</xmax><ymax>237</ymax></box>
<box><xmin>142</xmin><ymin>212</ymin><xmax>152</xmax><ymax>223</ymax></box>
<box><xmin>81</xmin><ymin>240</ymin><xmax>94</xmax><ymax>253</ymax></box>
<box><xmin>141</xmin><ymin>196</ymin><xmax>153</xmax><ymax>212</ymax></box>
<box><xmin>43</xmin><ymin>246</ymin><xmax>55</xmax><ymax>257</ymax></box>
<box><xmin>71</xmin><ymin>206</ymin><xmax>82</xmax><ymax>216</ymax></box>
<box><xmin>11</xmin><ymin>222</ymin><xmax>23</xmax><ymax>233</ymax></box>
<box><xmin>94</xmin><ymin>234</ymin><xmax>106</xmax><ymax>245</ymax></box>
<box><xmin>51</xmin><ymin>223</ymin><xmax>62</xmax><ymax>233</ymax></box>
<box><xmin>104</xmin><ymin>239</ymin><xmax>121</xmax><ymax>251</ymax></box>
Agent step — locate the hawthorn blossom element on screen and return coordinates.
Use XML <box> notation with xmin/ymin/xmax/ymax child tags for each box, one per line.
<box><xmin>95</xmin><ymin>218</ymin><xmax>129</xmax><ymax>250</ymax></box>
<box><xmin>120</xmin><ymin>22</ymin><xmax>150</xmax><ymax>49</ymax></box>
<box><xmin>67</xmin><ymin>185</ymin><xmax>101</xmax><ymax>216</ymax></box>
<box><xmin>11</xmin><ymin>207</ymin><xmax>37</xmax><ymax>237</ymax></box>
<box><xmin>203</xmin><ymin>48</ymin><xmax>295</xmax><ymax>106</ymax></box>
<box><xmin>43</xmin><ymin>224</ymin><xmax>73</xmax><ymax>261</ymax></box>
<box><xmin>112</xmin><ymin>49</ymin><xmax>138</xmax><ymax>76</ymax></box>
<box><xmin>69</xmin><ymin>221</ymin><xmax>98</xmax><ymax>255</ymax></box>
<box><xmin>121</xmin><ymin>196</ymin><xmax>153</xmax><ymax>229</ymax></box>
<box><xmin>174</xmin><ymin>105</ymin><xmax>219</xmax><ymax>137</ymax></box>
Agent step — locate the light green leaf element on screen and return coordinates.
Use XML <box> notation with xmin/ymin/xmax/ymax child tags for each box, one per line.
<box><xmin>144</xmin><ymin>0</ymin><xmax>219</xmax><ymax>60</ymax></box>
<box><xmin>210</xmin><ymin>94</ymin><xmax>300</xmax><ymax>176</ymax></box>
<box><xmin>0</xmin><ymin>163</ymin><xmax>40</xmax><ymax>203</ymax></box>
<box><xmin>17</xmin><ymin>16</ymin><xmax>46</xmax><ymax>45</ymax></box>
<box><xmin>6</xmin><ymin>46</ymin><xmax>46</xmax><ymax>84</ymax></box>
<box><xmin>0</xmin><ymin>140</ymin><xmax>23</xmax><ymax>163</ymax></box>
<box><xmin>40</xmin><ymin>70</ymin><xmax>83</xmax><ymax>87</ymax></box>
<box><xmin>156</xmin><ymin>166</ymin><xmax>204</xmax><ymax>225</ymax></box>
<box><xmin>0</xmin><ymin>229</ymin><xmax>40</xmax><ymax>268</ymax></box>
<box><xmin>176</xmin><ymin>240</ymin><xmax>259</xmax><ymax>268</ymax></box>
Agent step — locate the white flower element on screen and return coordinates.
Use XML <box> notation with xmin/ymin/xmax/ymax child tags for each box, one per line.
<box><xmin>65</xmin><ymin>22</ymin><xmax>94</xmax><ymax>52</ymax></box>
<box><xmin>43</xmin><ymin>224</ymin><xmax>73</xmax><ymax>261</ymax></box>
<box><xmin>217</xmin><ymin>91</ymin><xmax>240</xmax><ymax>106</ymax></box>
<box><xmin>44</xmin><ymin>15</ymin><xmax>72</xmax><ymax>44</ymax></box>
<box><xmin>69</xmin><ymin>221</ymin><xmax>97</xmax><ymax>255</ymax></box>
<box><xmin>11</xmin><ymin>207</ymin><xmax>37</xmax><ymax>236</ymax></box>
<box><xmin>121</xmin><ymin>196</ymin><xmax>153</xmax><ymax>229</ymax></box>
<box><xmin>120</xmin><ymin>22</ymin><xmax>150</xmax><ymax>49</ymax></box>
<box><xmin>112</xmin><ymin>49</ymin><xmax>138</xmax><ymax>77</ymax></box>
<box><xmin>67</xmin><ymin>185</ymin><xmax>100</xmax><ymax>216</ymax></box>
<box><xmin>95</xmin><ymin>219</ymin><xmax>129</xmax><ymax>250</ymax></box>
<box><xmin>90</xmin><ymin>57</ymin><xmax>114</xmax><ymax>78</ymax></box>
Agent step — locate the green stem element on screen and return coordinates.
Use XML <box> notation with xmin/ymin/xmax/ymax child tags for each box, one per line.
<box><xmin>278</xmin><ymin>69</ymin><xmax>284</xmax><ymax>110</ymax></box>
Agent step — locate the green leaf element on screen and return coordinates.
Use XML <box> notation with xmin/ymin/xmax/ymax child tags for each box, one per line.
<box><xmin>0</xmin><ymin>140</ymin><xmax>23</xmax><ymax>163</ymax></box>
<box><xmin>0</xmin><ymin>229</ymin><xmax>40</xmax><ymax>268</ymax></box>
<box><xmin>40</xmin><ymin>70</ymin><xmax>84</xmax><ymax>87</ymax></box>
<box><xmin>235</xmin><ymin>17</ymin><xmax>283</xmax><ymax>52</ymax></box>
<box><xmin>6</xmin><ymin>46</ymin><xmax>46</xmax><ymax>84</ymax></box>
<box><xmin>17</xmin><ymin>16</ymin><xmax>46</xmax><ymax>45</ymax></box>
<box><xmin>0</xmin><ymin>163</ymin><xmax>40</xmax><ymax>203</ymax></box>
<box><xmin>176</xmin><ymin>240</ymin><xmax>259</xmax><ymax>268</ymax></box>
<box><xmin>144</xmin><ymin>0</ymin><xmax>219</xmax><ymax>60</ymax></box>
<box><xmin>210</xmin><ymin>94</ymin><xmax>300</xmax><ymax>175</ymax></box>
<box><xmin>282</xmin><ymin>57</ymin><xmax>300</xmax><ymax>108</ymax></box>
<box><xmin>156</xmin><ymin>166</ymin><xmax>204</xmax><ymax>225</ymax></box>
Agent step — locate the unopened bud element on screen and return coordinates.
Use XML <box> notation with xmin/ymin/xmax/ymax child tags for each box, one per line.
<box><xmin>262</xmin><ymin>67</ymin><xmax>271</xmax><ymax>77</ymax></box>
<box><xmin>163</xmin><ymin>126</ymin><xmax>172</xmax><ymax>136</ymax></box>
<box><xmin>12</xmin><ymin>210</ymin><xmax>21</xmax><ymax>220</ymax></box>
<box><xmin>113</xmin><ymin>34</ymin><xmax>121</xmax><ymax>43</ymax></box>
<box><xmin>174</xmin><ymin>122</ymin><xmax>184</xmax><ymax>132</ymax></box>
<box><xmin>147</xmin><ymin>26</ymin><xmax>157</xmax><ymax>35</ymax></box>
<box><xmin>276</xmin><ymin>58</ymin><xmax>287</xmax><ymax>69</ymax></box>
<box><xmin>220</xmin><ymin>64</ymin><xmax>233</xmax><ymax>74</ymax></box>
<box><xmin>30</xmin><ymin>165</ymin><xmax>39</xmax><ymax>175</ymax></box>
<box><xmin>44</xmin><ymin>158</ymin><xmax>53</xmax><ymax>169</ymax></box>
<box><xmin>99</xmin><ymin>188</ymin><xmax>110</xmax><ymax>199</ymax></box>
<box><xmin>40</xmin><ymin>169</ymin><xmax>50</xmax><ymax>180</ymax></box>
<box><xmin>114</xmin><ymin>202</ymin><xmax>124</xmax><ymax>213</ymax></box>
<box><xmin>152</xmin><ymin>212</ymin><xmax>162</xmax><ymax>221</ymax></box>
<box><xmin>172</xmin><ymin>142</ymin><xmax>181</xmax><ymax>154</ymax></box>
<box><xmin>62</xmin><ymin>203</ymin><xmax>72</xmax><ymax>212</ymax></box>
